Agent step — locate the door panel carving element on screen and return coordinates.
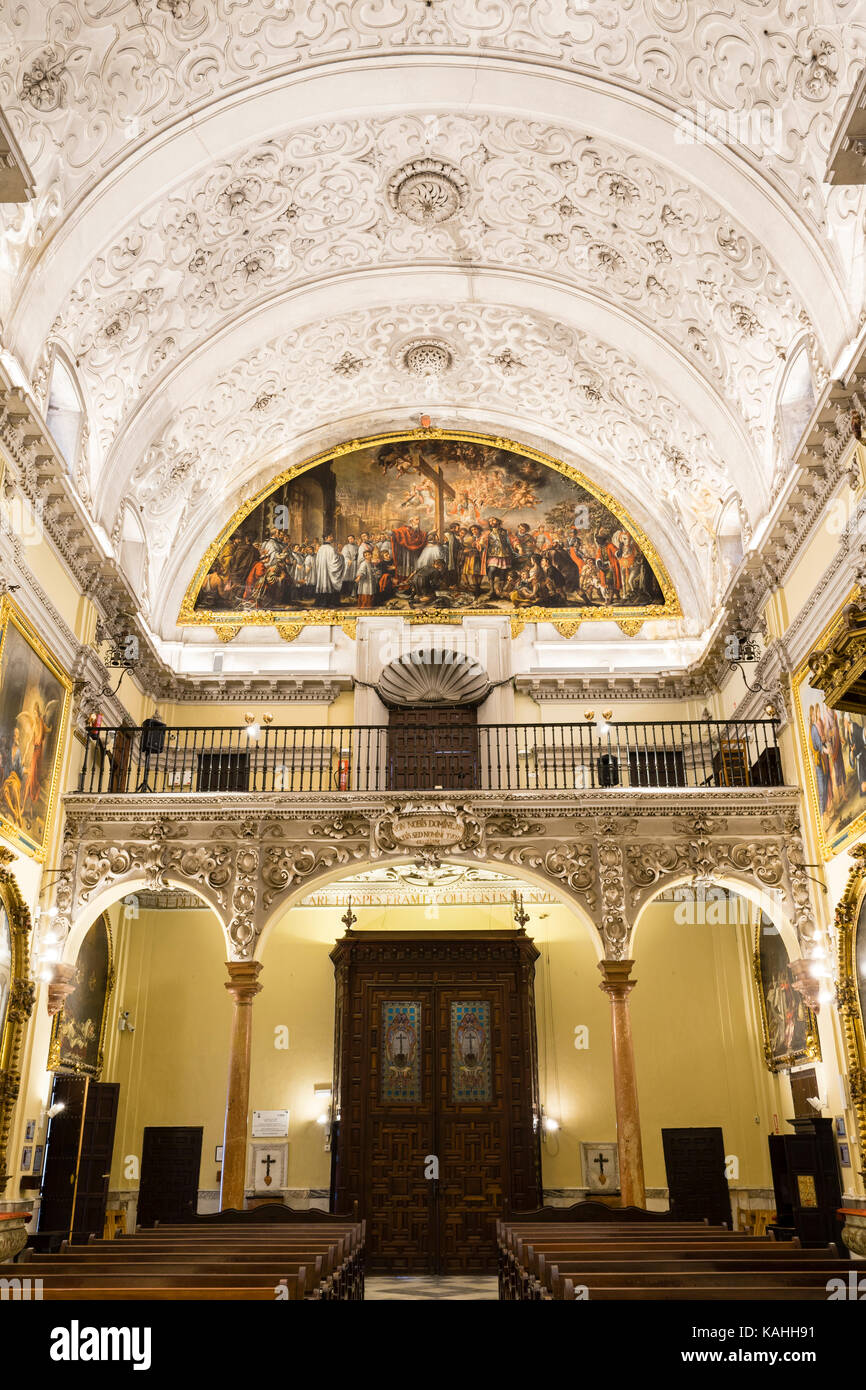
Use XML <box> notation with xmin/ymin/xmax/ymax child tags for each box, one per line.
<box><xmin>331</xmin><ymin>933</ymin><xmax>541</xmax><ymax>1273</ymax></box>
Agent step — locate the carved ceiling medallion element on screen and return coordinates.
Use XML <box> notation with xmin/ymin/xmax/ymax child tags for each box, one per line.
<box><xmin>387</xmin><ymin>157</ymin><xmax>468</xmax><ymax>224</ymax></box>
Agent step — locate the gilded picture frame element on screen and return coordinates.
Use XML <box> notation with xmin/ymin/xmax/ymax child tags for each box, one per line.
<box><xmin>792</xmin><ymin>586</ymin><xmax>866</xmax><ymax>859</ymax></box>
<box><xmin>178</xmin><ymin>428</ymin><xmax>680</xmax><ymax>636</ymax></box>
<box><xmin>0</xmin><ymin>595</ymin><xmax>72</xmax><ymax>862</ymax></box>
<box><xmin>833</xmin><ymin>846</ymin><xmax>866</xmax><ymax>1181</ymax></box>
<box><xmin>0</xmin><ymin>850</ymin><xmax>34</xmax><ymax>1193</ymax></box>
<box><xmin>48</xmin><ymin>912</ymin><xmax>114</xmax><ymax>1080</ymax></box>
<box><xmin>752</xmin><ymin>916</ymin><xmax>820</xmax><ymax>1073</ymax></box>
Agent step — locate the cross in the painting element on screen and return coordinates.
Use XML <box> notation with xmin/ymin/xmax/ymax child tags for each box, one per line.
<box><xmin>594</xmin><ymin>1152</ymin><xmax>609</xmax><ymax>1178</ymax></box>
<box><xmin>416</xmin><ymin>459</ymin><xmax>456</xmax><ymax>535</ymax></box>
<box><xmin>261</xmin><ymin>1152</ymin><xmax>277</xmax><ymax>1186</ymax></box>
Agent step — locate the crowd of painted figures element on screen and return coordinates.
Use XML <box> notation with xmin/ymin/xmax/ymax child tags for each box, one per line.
<box><xmin>199</xmin><ymin>514</ymin><xmax>661</xmax><ymax>612</ymax></box>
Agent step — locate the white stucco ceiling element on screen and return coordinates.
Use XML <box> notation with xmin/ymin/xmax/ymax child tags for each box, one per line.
<box><xmin>1</xmin><ymin>2</ymin><xmax>864</xmax><ymax>649</ymax></box>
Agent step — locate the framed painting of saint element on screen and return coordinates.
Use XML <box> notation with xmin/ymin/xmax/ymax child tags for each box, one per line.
<box><xmin>793</xmin><ymin>594</ymin><xmax>866</xmax><ymax>858</ymax></box>
<box><xmin>48</xmin><ymin>913</ymin><xmax>114</xmax><ymax>1079</ymax></box>
<box><xmin>753</xmin><ymin>916</ymin><xmax>819</xmax><ymax>1073</ymax></box>
<box><xmin>180</xmin><ymin>430</ymin><xmax>679</xmax><ymax>632</ymax></box>
<box><xmin>0</xmin><ymin>596</ymin><xmax>72</xmax><ymax>860</ymax></box>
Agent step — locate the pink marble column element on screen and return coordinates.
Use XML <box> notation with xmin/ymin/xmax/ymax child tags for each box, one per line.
<box><xmin>598</xmin><ymin>959</ymin><xmax>646</xmax><ymax>1209</ymax></box>
<box><xmin>220</xmin><ymin>960</ymin><xmax>263</xmax><ymax>1212</ymax></box>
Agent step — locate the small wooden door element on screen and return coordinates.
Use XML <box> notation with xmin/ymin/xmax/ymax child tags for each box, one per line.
<box><xmin>138</xmin><ymin>1126</ymin><xmax>203</xmax><ymax>1226</ymax></box>
<box><xmin>662</xmin><ymin>1126</ymin><xmax>732</xmax><ymax>1228</ymax></box>
<box><xmin>38</xmin><ymin>1075</ymin><xmax>119</xmax><ymax>1243</ymax></box>
<box><xmin>387</xmin><ymin>704</ymin><xmax>479</xmax><ymax>790</ymax></box>
<box><xmin>331</xmin><ymin>933</ymin><xmax>542</xmax><ymax>1274</ymax></box>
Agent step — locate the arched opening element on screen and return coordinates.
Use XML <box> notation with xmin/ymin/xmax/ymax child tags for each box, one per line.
<box><xmin>45</xmin><ymin>352</ymin><xmax>85</xmax><ymax>472</ymax></box>
<box><xmin>40</xmin><ymin>882</ymin><xmax>231</xmax><ymax>1237</ymax></box>
<box><xmin>777</xmin><ymin>343</ymin><xmax>816</xmax><ymax>469</ymax></box>
<box><xmin>629</xmin><ymin>877</ymin><xmax>831</xmax><ymax>1229</ymax></box>
<box><xmin>254</xmin><ymin>856</ymin><xmax>602</xmax><ymax>1273</ymax></box>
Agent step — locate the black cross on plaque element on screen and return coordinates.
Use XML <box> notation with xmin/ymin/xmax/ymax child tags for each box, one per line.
<box><xmin>594</xmin><ymin>1152</ymin><xmax>609</xmax><ymax>1178</ymax></box>
<box><xmin>261</xmin><ymin>1152</ymin><xmax>277</xmax><ymax>1186</ymax></box>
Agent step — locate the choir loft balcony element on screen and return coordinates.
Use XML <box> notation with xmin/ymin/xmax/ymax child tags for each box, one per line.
<box><xmin>75</xmin><ymin>718</ymin><xmax>785</xmax><ymax>797</ymax></box>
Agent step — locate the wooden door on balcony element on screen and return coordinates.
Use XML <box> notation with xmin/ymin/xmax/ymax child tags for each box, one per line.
<box><xmin>386</xmin><ymin>703</ymin><xmax>479</xmax><ymax>790</ymax></box>
<box><xmin>330</xmin><ymin>933</ymin><xmax>542</xmax><ymax>1274</ymax></box>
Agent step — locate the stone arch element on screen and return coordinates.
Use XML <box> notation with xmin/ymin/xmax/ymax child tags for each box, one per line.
<box><xmin>63</xmin><ymin>875</ymin><xmax>231</xmax><ymax>964</ymax></box>
<box><xmin>253</xmin><ymin>852</ymin><xmax>603</xmax><ymax>963</ymax></box>
<box><xmin>630</xmin><ymin>870</ymin><xmax>801</xmax><ymax>963</ymax></box>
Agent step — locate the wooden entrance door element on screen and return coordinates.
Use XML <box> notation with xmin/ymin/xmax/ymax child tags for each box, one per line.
<box><xmin>330</xmin><ymin>933</ymin><xmax>542</xmax><ymax>1274</ymax></box>
<box><xmin>387</xmin><ymin>704</ymin><xmax>479</xmax><ymax>790</ymax></box>
<box><xmin>38</xmin><ymin>1075</ymin><xmax>119</xmax><ymax>1244</ymax></box>
<box><xmin>138</xmin><ymin>1126</ymin><xmax>203</xmax><ymax>1226</ymax></box>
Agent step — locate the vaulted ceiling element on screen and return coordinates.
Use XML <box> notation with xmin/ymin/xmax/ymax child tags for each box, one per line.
<box><xmin>2</xmin><ymin>1</ymin><xmax>864</xmax><ymax>649</ymax></box>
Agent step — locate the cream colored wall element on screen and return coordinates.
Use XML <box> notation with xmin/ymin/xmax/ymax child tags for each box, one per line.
<box><xmin>153</xmin><ymin>690</ymin><xmax>354</xmax><ymax>728</ymax></box>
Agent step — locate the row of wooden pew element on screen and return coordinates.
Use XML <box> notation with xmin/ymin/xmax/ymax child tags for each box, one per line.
<box><xmin>497</xmin><ymin>1207</ymin><xmax>847</xmax><ymax>1301</ymax></box>
<box><xmin>17</xmin><ymin>1209</ymin><xmax>365</xmax><ymax>1300</ymax></box>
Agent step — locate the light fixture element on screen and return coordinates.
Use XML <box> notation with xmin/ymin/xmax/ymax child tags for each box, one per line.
<box><xmin>539</xmin><ymin>1106</ymin><xmax>560</xmax><ymax>1143</ymax></box>
<box><xmin>43</xmin><ymin>1101</ymin><xmax>65</xmax><ymax>1121</ymax></box>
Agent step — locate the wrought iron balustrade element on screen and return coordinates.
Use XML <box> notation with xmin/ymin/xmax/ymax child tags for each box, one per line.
<box><xmin>75</xmin><ymin>719</ymin><xmax>784</xmax><ymax>796</ymax></box>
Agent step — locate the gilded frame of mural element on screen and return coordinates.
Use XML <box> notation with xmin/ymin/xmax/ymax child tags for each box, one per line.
<box><xmin>178</xmin><ymin>428</ymin><xmax>680</xmax><ymax>638</ymax></box>
<box><xmin>0</xmin><ymin>594</ymin><xmax>72</xmax><ymax>862</ymax></box>
<box><xmin>0</xmin><ymin>849</ymin><xmax>34</xmax><ymax>1193</ymax></box>
<box><xmin>792</xmin><ymin>585</ymin><xmax>866</xmax><ymax>860</ymax></box>
<box><xmin>47</xmin><ymin>912</ymin><xmax>114</xmax><ymax>1080</ymax></box>
<box><xmin>752</xmin><ymin>917</ymin><xmax>820</xmax><ymax>1074</ymax></box>
<box><xmin>833</xmin><ymin>846</ymin><xmax>866</xmax><ymax>1181</ymax></box>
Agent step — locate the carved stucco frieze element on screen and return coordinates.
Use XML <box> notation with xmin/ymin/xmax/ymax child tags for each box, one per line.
<box><xmin>56</xmin><ymin>788</ymin><xmax>813</xmax><ymax>964</ymax></box>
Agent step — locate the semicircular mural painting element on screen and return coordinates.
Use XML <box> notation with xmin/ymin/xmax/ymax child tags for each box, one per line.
<box><xmin>180</xmin><ymin>432</ymin><xmax>679</xmax><ymax>627</ymax></box>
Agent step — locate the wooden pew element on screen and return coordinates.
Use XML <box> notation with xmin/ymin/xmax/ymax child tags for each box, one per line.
<box><xmin>498</xmin><ymin>1207</ymin><xmax>846</xmax><ymax>1302</ymax></box>
<box><xmin>18</xmin><ymin>1214</ymin><xmax>365</xmax><ymax>1302</ymax></box>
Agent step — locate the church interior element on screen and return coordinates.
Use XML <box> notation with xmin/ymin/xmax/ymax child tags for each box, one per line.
<box><xmin>2</xmin><ymin>1</ymin><xmax>866</xmax><ymax>1324</ymax></box>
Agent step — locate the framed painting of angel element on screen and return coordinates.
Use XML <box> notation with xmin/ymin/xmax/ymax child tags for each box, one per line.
<box><xmin>0</xmin><ymin>596</ymin><xmax>72</xmax><ymax>860</ymax></box>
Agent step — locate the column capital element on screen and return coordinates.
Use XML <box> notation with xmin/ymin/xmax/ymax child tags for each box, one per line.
<box><xmin>598</xmin><ymin>958</ymin><xmax>637</xmax><ymax>999</ymax></box>
<box><xmin>46</xmin><ymin>962</ymin><xmax>79</xmax><ymax>1017</ymax></box>
<box><xmin>224</xmin><ymin>959</ymin><xmax>263</xmax><ymax>1004</ymax></box>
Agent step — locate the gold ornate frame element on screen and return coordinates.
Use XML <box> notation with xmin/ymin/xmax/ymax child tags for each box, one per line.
<box><xmin>833</xmin><ymin>845</ymin><xmax>866</xmax><ymax>1181</ymax></box>
<box><xmin>47</xmin><ymin>912</ymin><xmax>114</xmax><ymax>1080</ymax></box>
<box><xmin>0</xmin><ymin>594</ymin><xmax>72</xmax><ymax>862</ymax></box>
<box><xmin>0</xmin><ymin>849</ymin><xmax>34</xmax><ymax>1192</ymax></box>
<box><xmin>178</xmin><ymin>428</ymin><xmax>680</xmax><ymax>638</ymax></box>
<box><xmin>792</xmin><ymin>586</ymin><xmax>866</xmax><ymax>859</ymax></box>
<box><xmin>752</xmin><ymin>917</ymin><xmax>821</xmax><ymax>1073</ymax></box>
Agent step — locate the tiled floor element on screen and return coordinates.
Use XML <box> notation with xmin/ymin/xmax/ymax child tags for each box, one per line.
<box><xmin>365</xmin><ymin>1275</ymin><xmax>499</xmax><ymax>1300</ymax></box>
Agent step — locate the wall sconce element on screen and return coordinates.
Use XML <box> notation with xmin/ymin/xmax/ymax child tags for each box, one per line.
<box><xmin>245</xmin><ymin>711</ymin><xmax>273</xmax><ymax>742</ymax></box>
<box><xmin>540</xmin><ymin>1107</ymin><xmax>560</xmax><ymax>1144</ymax></box>
<box><xmin>313</xmin><ymin>1083</ymin><xmax>333</xmax><ymax>1149</ymax></box>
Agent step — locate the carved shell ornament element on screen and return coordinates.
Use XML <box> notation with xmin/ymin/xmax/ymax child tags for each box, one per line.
<box><xmin>377</xmin><ymin>649</ymin><xmax>490</xmax><ymax>706</ymax></box>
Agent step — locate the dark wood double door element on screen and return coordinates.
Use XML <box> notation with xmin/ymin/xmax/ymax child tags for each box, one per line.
<box><xmin>331</xmin><ymin>933</ymin><xmax>542</xmax><ymax>1273</ymax></box>
<box><xmin>387</xmin><ymin>705</ymin><xmax>479</xmax><ymax>790</ymax></box>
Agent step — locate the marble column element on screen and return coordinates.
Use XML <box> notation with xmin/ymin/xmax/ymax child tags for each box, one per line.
<box><xmin>220</xmin><ymin>960</ymin><xmax>263</xmax><ymax>1212</ymax></box>
<box><xmin>598</xmin><ymin>959</ymin><xmax>646</xmax><ymax>1209</ymax></box>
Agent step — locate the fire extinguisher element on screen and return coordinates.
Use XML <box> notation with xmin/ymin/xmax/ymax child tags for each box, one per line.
<box><xmin>338</xmin><ymin>755</ymin><xmax>350</xmax><ymax>791</ymax></box>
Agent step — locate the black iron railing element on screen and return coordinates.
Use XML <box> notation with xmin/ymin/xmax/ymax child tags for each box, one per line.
<box><xmin>75</xmin><ymin>720</ymin><xmax>784</xmax><ymax>795</ymax></box>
